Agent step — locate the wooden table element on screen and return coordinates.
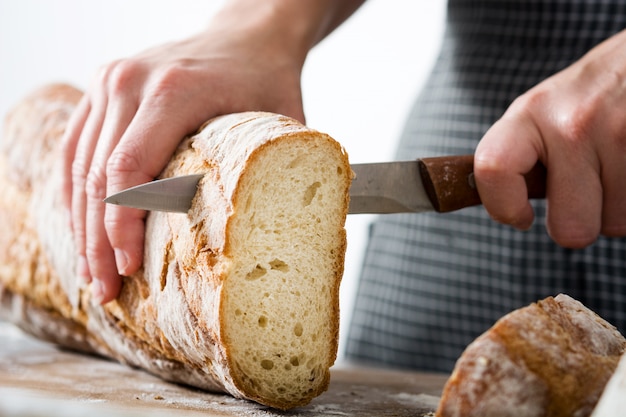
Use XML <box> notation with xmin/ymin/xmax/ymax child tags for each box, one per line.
<box><xmin>0</xmin><ymin>322</ymin><xmax>447</xmax><ymax>416</ymax></box>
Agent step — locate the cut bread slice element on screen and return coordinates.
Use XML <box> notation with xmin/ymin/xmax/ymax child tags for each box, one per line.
<box><xmin>154</xmin><ymin>112</ymin><xmax>352</xmax><ymax>408</ymax></box>
<box><xmin>222</xmin><ymin>130</ymin><xmax>349</xmax><ymax>406</ymax></box>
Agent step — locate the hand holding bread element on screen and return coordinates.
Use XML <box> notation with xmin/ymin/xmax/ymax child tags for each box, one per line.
<box><xmin>59</xmin><ymin>0</ymin><xmax>361</xmax><ymax>304</ymax></box>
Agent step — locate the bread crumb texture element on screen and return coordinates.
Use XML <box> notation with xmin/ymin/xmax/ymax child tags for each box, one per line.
<box><xmin>217</xmin><ymin>116</ymin><xmax>350</xmax><ymax>409</ymax></box>
<box><xmin>0</xmin><ymin>86</ymin><xmax>351</xmax><ymax>411</ymax></box>
<box><xmin>436</xmin><ymin>294</ymin><xmax>626</xmax><ymax>417</ymax></box>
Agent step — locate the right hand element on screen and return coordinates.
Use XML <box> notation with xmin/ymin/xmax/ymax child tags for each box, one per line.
<box><xmin>61</xmin><ymin>3</ymin><xmax>309</xmax><ymax>304</ymax></box>
<box><xmin>474</xmin><ymin>28</ymin><xmax>626</xmax><ymax>248</ymax></box>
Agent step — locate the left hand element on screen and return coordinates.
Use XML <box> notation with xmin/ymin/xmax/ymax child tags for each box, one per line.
<box><xmin>474</xmin><ymin>28</ymin><xmax>626</xmax><ymax>248</ymax></box>
<box><xmin>60</xmin><ymin>5</ymin><xmax>308</xmax><ymax>304</ymax></box>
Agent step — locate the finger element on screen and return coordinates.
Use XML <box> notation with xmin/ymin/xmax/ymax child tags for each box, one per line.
<box><xmin>535</xmin><ymin>88</ymin><xmax>604</xmax><ymax>247</ymax></box>
<box><xmin>61</xmin><ymin>94</ymin><xmax>90</xmax><ymax>214</ymax></box>
<box><xmin>85</xmin><ymin>95</ymin><xmax>138</xmax><ymax>304</ymax></box>
<box><xmin>543</xmin><ymin>148</ymin><xmax>601</xmax><ymax>248</ymax></box>
<box><xmin>594</xmin><ymin>106</ymin><xmax>626</xmax><ymax>237</ymax></box>
<box><xmin>85</xmin><ymin>192</ymin><xmax>123</xmax><ymax>305</ymax></box>
<box><xmin>71</xmin><ymin>93</ymin><xmax>107</xmax><ymax>285</ymax></box>
<box><xmin>104</xmin><ymin>98</ymin><xmax>193</xmax><ymax>279</ymax></box>
<box><xmin>105</xmin><ymin>205</ymin><xmax>147</xmax><ymax>276</ymax></box>
<box><xmin>474</xmin><ymin>114</ymin><xmax>542</xmax><ymax>230</ymax></box>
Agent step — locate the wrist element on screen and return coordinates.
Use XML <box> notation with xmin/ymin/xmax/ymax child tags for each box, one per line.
<box><xmin>210</xmin><ymin>0</ymin><xmax>363</xmax><ymax>67</ymax></box>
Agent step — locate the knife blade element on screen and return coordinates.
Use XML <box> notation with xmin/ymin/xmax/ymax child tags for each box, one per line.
<box><xmin>103</xmin><ymin>155</ymin><xmax>546</xmax><ymax>214</ymax></box>
<box><xmin>104</xmin><ymin>173</ymin><xmax>204</xmax><ymax>213</ymax></box>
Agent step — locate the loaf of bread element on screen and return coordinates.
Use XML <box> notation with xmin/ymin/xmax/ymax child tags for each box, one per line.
<box><xmin>0</xmin><ymin>84</ymin><xmax>352</xmax><ymax>409</ymax></box>
<box><xmin>591</xmin><ymin>349</ymin><xmax>626</xmax><ymax>417</ymax></box>
<box><xmin>436</xmin><ymin>294</ymin><xmax>626</xmax><ymax>417</ymax></box>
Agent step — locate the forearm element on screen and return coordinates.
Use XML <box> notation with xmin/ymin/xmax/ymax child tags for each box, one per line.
<box><xmin>210</xmin><ymin>0</ymin><xmax>366</xmax><ymax>67</ymax></box>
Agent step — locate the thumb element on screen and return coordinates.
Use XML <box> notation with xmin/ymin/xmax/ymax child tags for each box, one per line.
<box><xmin>474</xmin><ymin>115</ymin><xmax>544</xmax><ymax>230</ymax></box>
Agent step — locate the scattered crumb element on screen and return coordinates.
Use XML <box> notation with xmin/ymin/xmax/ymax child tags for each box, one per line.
<box><xmin>153</xmin><ymin>395</ymin><xmax>164</xmax><ymax>400</ymax></box>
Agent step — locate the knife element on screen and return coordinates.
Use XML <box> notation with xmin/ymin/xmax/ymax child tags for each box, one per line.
<box><xmin>103</xmin><ymin>155</ymin><xmax>546</xmax><ymax>214</ymax></box>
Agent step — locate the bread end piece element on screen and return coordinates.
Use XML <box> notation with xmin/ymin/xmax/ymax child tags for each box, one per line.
<box><xmin>436</xmin><ymin>294</ymin><xmax>626</xmax><ymax>417</ymax></box>
<box><xmin>157</xmin><ymin>112</ymin><xmax>351</xmax><ymax>409</ymax></box>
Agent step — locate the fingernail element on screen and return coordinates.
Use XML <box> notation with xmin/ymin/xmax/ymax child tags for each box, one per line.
<box><xmin>77</xmin><ymin>256</ymin><xmax>91</xmax><ymax>285</ymax></box>
<box><xmin>90</xmin><ymin>280</ymin><xmax>104</xmax><ymax>305</ymax></box>
<box><xmin>114</xmin><ymin>248</ymin><xmax>129</xmax><ymax>276</ymax></box>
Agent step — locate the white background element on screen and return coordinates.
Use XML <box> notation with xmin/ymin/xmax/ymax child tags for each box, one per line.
<box><xmin>0</xmin><ymin>0</ymin><xmax>447</xmax><ymax>359</ymax></box>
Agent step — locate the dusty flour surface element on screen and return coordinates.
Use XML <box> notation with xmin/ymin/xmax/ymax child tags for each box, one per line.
<box><xmin>0</xmin><ymin>323</ymin><xmax>445</xmax><ymax>416</ymax></box>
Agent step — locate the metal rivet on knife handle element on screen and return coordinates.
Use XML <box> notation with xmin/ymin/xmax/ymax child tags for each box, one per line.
<box><xmin>417</xmin><ymin>155</ymin><xmax>547</xmax><ymax>213</ymax></box>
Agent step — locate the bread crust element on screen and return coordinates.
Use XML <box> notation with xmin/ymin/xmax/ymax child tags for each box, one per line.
<box><xmin>436</xmin><ymin>294</ymin><xmax>626</xmax><ymax>417</ymax></box>
<box><xmin>0</xmin><ymin>84</ymin><xmax>351</xmax><ymax>409</ymax></box>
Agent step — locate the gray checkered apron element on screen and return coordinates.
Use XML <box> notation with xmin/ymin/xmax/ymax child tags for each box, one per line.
<box><xmin>345</xmin><ymin>0</ymin><xmax>626</xmax><ymax>373</ymax></box>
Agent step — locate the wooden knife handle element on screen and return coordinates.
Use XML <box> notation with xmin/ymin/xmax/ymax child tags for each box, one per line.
<box><xmin>417</xmin><ymin>155</ymin><xmax>547</xmax><ymax>213</ymax></box>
